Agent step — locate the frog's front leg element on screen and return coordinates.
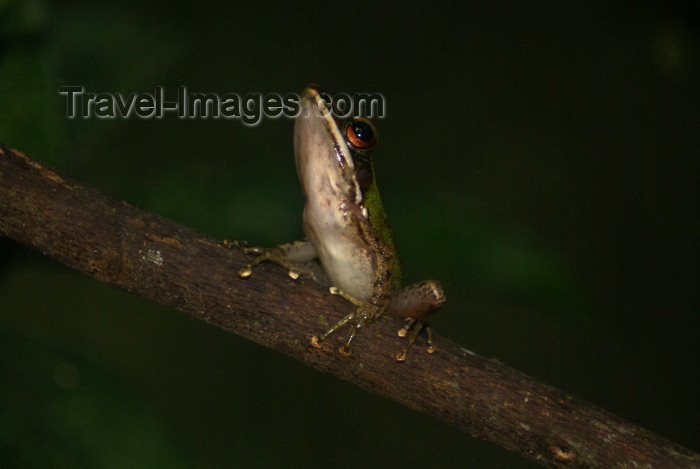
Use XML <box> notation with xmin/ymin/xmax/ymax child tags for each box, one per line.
<box><xmin>236</xmin><ymin>240</ymin><xmax>319</xmax><ymax>280</ymax></box>
<box><xmin>309</xmin><ymin>309</ymin><xmax>357</xmax><ymax>356</ymax></box>
<box><xmin>388</xmin><ymin>280</ymin><xmax>445</xmax><ymax>361</ymax></box>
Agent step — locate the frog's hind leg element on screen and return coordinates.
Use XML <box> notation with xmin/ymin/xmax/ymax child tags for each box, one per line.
<box><xmin>396</xmin><ymin>318</ymin><xmax>434</xmax><ymax>362</ymax></box>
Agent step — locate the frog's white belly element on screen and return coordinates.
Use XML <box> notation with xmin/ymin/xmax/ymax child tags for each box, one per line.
<box><xmin>303</xmin><ymin>205</ymin><xmax>375</xmax><ymax>301</ymax></box>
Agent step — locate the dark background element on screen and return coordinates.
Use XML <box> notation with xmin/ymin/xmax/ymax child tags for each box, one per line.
<box><xmin>1</xmin><ymin>1</ymin><xmax>698</xmax><ymax>467</ymax></box>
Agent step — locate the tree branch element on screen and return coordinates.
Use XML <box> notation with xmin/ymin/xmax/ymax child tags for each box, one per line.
<box><xmin>0</xmin><ymin>143</ymin><xmax>697</xmax><ymax>468</ymax></box>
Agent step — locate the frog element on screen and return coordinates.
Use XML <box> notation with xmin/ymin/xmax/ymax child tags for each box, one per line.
<box><xmin>239</xmin><ymin>84</ymin><xmax>445</xmax><ymax>361</ymax></box>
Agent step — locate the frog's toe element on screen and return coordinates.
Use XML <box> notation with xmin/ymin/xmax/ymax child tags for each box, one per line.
<box><xmin>238</xmin><ymin>266</ymin><xmax>253</xmax><ymax>278</ymax></box>
<box><xmin>287</xmin><ymin>270</ymin><xmax>300</xmax><ymax>279</ymax></box>
<box><xmin>310</xmin><ymin>335</ymin><xmax>324</xmax><ymax>348</ymax></box>
<box><xmin>397</xmin><ymin>318</ymin><xmax>416</xmax><ymax>338</ymax></box>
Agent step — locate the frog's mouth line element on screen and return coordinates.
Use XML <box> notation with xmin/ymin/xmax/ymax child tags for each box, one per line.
<box><xmin>305</xmin><ymin>86</ymin><xmax>364</xmax><ymax>207</ymax></box>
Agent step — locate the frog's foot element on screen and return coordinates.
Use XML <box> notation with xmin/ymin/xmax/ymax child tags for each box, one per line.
<box><xmin>310</xmin><ymin>301</ymin><xmax>378</xmax><ymax>357</ymax></box>
<box><xmin>223</xmin><ymin>239</ymin><xmax>249</xmax><ymax>250</ymax></box>
<box><xmin>238</xmin><ymin>246</ymin><xmax>289</xmax><ymax>278</ymax></box>
<box><xmin>310</xmin><ymin>310</ymin><xmax>356</xmax><ymax>353</ymax></box>
<box><xmin>395</xmin><ymin>318</ymin><xmax>434</xmax><ymax>362</ymax></box>
<box><xmin>388</xmin><ymin>280</ymin><xmax>444</xmax><ymax>361</ymax></box>
<box><xmin>236</xmin><ymin>241</ymin><xmax>318</xmax><ymax>281</ymax></box>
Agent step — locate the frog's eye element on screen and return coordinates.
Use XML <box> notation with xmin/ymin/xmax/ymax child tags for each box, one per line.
<box><xmin>345</xmin><ymin>118</ymin><xmax>377</xmax><ymax>150</ymax></box>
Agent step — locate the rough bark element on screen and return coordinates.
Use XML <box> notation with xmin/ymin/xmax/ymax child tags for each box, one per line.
<box><xmin>0</xmin><ymin>143</ymin><xmax>697</xmax><ymax>468</ymax></box>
